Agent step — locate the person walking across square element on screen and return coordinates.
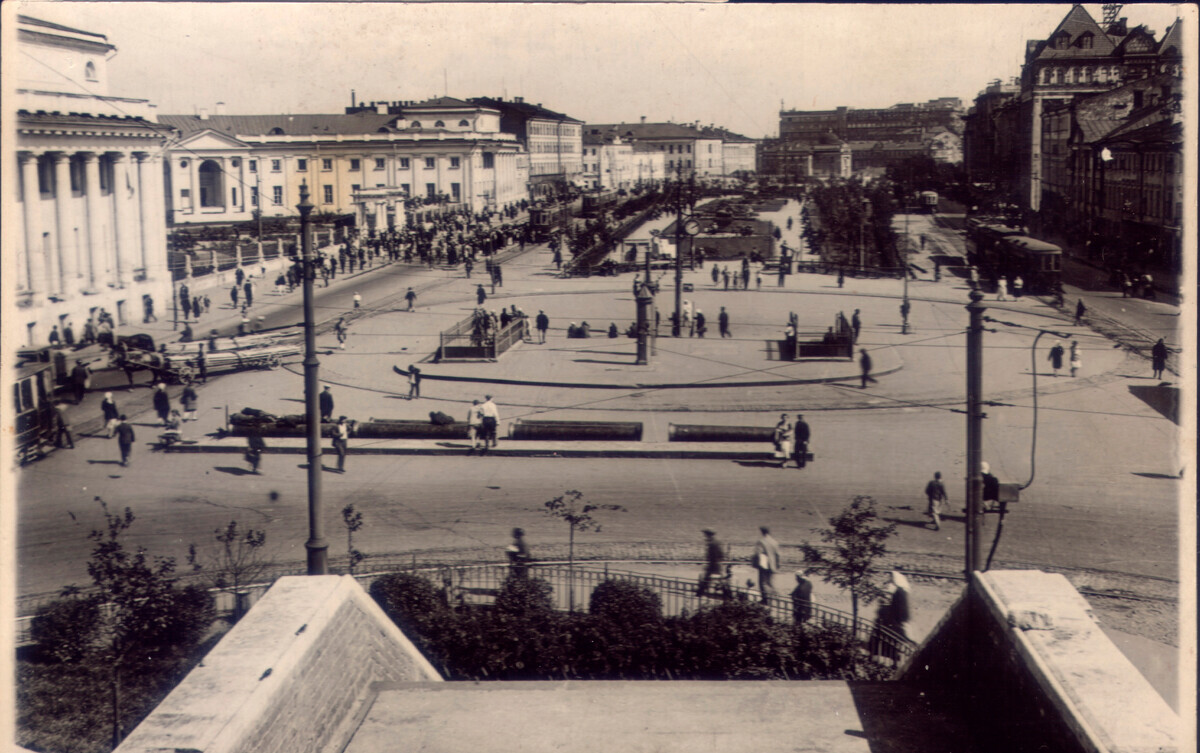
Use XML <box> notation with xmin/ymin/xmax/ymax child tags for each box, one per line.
<box><xmin>1047</xmin><ymin>341</ymin><xmax>1065</xmax><ymax>377</ymax></box>
<box><xmin>479</xmin><ymin>394</ymin><xmax>499</xmax><ymax>451</ymax></box>
<box><xmin>697</xmin><ymin>529</ymin><xmax>724</xmax><ymax>598</ymax></box>
<box><xmin>180</xmin><ymin>381</ymin><xmax>198</xmax><ymax>422</ymax></box>
<box><xmin>851</xmin><ymin>309</ymin><xmax>861</xmax><ymax>344</ymax></box>
<box><xmin>405</xmin><ymin>287</ymin><xmax>417</xmax><ymax>311</ymax></box>
<box><xmin>153</xmin><ymin>383</ymin><xmax>172</xmax><ymax>425</ymax></box>
<box><xmin>114</xmin><ymin>415</ymin><xmax>135</xmax><ymax>467</ymax></box>
<box><xmin>793</xmin><ymin>413</ymin><xmax>810</xmax><ymax>469</ymax></box>
<box><xmin>408</xmin><ymin>366</ymin><xmax>421</xmax><ymax>399</ymax></box>
<box><xmin>925</xmin><ymin>471</ymin><xmax>948</xmax><ymax>531</ymax></box>
<box><xmin>467</xmin><ymin>399</ymin><xmax>483</xmax><ymax>452</ymax></box>
<box><xmin>718</xmin><ymin>307</ymin><xmax>731</xmax><ymax>338</ymax></box>
<box><xmin>859</xmin><ymin>349</ymin><xmax>875</xmax><ymax>388</ymax></box>
<box><xmin>753</xmin><ymin>527</ymin><xmax>782</xmax><ymax>602</ymax></box>
<box><xmin>53</xmin><ymin>403</ymin><xmax>75</xmax><ymax>449</ymax></box>
<box><xmin>319</xmin><ymin>386</ymin><xmax>334</xmax><ymax>422</ymax></box>
<box><xmin>101</xmin><ymin>392</ymin><xmax>120</xmax><ymax>437</ymax></box>
<box><xmin>1151</xmin><ymin>338</ymin><xmax>1169</xmax><ymax>379</ymax></box>
<box><xmin>332</xmin><ymin>416</ymin><xmax>350</xmax><ymax>472</ymax></box>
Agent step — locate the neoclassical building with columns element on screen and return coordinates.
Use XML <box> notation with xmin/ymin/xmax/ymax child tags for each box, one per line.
<box><xmin>11</xmin><ymin>15</ymin><xmax>173</xmax><ymax>346</ymax></box>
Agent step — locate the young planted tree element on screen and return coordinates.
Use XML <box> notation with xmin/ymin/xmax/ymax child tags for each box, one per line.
<box><xmin>542</xmin><ymin>490</ymin><xmax>625</xmax><ymax>611</ymax></box>
<box><xmin>87</xmin><ymin>497</ymin><xmax>214</xmax><ymax>748</ymax></box>
<box><xmin>188</xmin><ymin>520</ymin><xmax>270</xmax><ymax>621</ymax></box>
<box><xmin>799</xmin><ymin>495</ymin><xmax>897</xmax><ymax>632</ymax></box>
<box><xmin>342</xmin><ymin>503</ymin><xmax>365</xmax><ymax>575</ymax></box>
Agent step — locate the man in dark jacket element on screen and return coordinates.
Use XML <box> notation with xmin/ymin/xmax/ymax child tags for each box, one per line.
<box><xmin>319</xmin><ymin>386</ymin><xmax>334</xmax><ymax>422</ymax></box>
<box><xmin>115</xmin><ymin>415</ymin><xmax>135</xmax><ymax>466</ymax></box>
<box><xmin>152</xmin><ymin>383</ymin><xmax>172</xmax><ymax>425</ymax></box>
<box><xmin>793</xmin><ymin>413</ymin><xmax>811</xmax><ymax>468</ymax></box>
<box><xmin>697</xmin><ymin>529</ymin><xmax>724</xmax><ymax>598</ymax></box>
<box><xmin>70</xmin><ymin>361</ymin><xmax>91</xmax><ymax>404</ymax></box>
<box><xmin>536</xmin><ymin>311</ymin><xmax>549</xmax><ymax>344</ymax></box>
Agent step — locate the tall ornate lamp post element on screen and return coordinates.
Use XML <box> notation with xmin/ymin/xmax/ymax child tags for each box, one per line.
<box><xmin>298</xmin><ymin>182</ymin><xmax>328</xmax><ymax>575</ymax></box>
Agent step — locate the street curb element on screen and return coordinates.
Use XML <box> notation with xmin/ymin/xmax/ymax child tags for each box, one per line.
<box><xmin>162</xmin><ymin>443</ymin><xmax>776</xmax><ymax>460</ymax></box>
<box><xmin>392</xmin><ymin>361</ymin><xmax>905</xmax><ymax>391</ymax></box>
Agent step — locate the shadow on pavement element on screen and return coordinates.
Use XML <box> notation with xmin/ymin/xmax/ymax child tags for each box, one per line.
<box><xmin>213</xmin><ymin>466</ymin><xmax>256</xmax><ymax>476</ymax></box>
<box><xmin>883</xmin><ymin>517</ymin><xmax>935</xmax><ymax>530</ymax></box>
<box><xmin>1127</xmin><ymin>384</ymin><xmax>1179</xmax><ymax>424</ymax></box>
<box><xmin>573</xmin><ymin>358</ymin><xmax>634</xmax><ymax>366</ymax></box>
<box><xmin>1131</xmin><ymin>471</ymin><xmax>1182</xmax><ymax>480</ymax></box>
<box><xmin>86</xmin><ymin>459</ymin><xmax>123</xmax><ymax>465</ymax></box>
<box><xmin>733</xmin><ymin>460</ymin><xmax>786</xmax><ymax>469</ymax></box>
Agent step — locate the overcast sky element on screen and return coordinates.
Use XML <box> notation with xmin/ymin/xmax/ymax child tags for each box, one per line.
<box><xmin>14</xmin><ymin>2</ymin><xmax>1188</xmax><ymax>138</ymax></box>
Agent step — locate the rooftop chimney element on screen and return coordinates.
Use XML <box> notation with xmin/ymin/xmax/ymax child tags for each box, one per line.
<box><xmin>640</xmin><ymin>115</ymin><xmax>646</xmax><ymax>124</ymax></box>
<box><xmin>215</xmin><ymin>102</ymin><xmax>226</xmax><ymax>115</ymax></box>
<box><xmin>351</xmin><ymin>89</ymin><xmax>357</xmax><ymax>107</ymax></box>
<box><xmin>198</xmin><ymin>108</ymin><xmax>209</xmax><ymax>120</ymax></box>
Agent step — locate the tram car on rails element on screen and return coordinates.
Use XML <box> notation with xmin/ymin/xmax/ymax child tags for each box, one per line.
<box><xmin>581</xmin><ymin>189</ymin><xmax>620</xmax><ymax>217</ymax></box>
<box><xmin>919</xmin><ymin>190</ymin><xmax>939</xmax><ymax>213</ymax></box>
<box><xmin>14</xmin><ymin>359</ymin><xmax>57</xmax><ymax>465</ymax></box>
<box><xmin>965</xmin><ymin>219</ymin><xmax>1062</xmax><ymax>294</ymax></box>
<box><xmin>527</xmin><ymin>203</ymin><xmax>572</xmax><ymax>242</ymax></box>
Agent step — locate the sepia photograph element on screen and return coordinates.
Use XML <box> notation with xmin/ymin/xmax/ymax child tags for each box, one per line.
<box><xmin>2</xmin><ymin>2</ymin><xmax>1195</xmax><ymax>751</ymax></box>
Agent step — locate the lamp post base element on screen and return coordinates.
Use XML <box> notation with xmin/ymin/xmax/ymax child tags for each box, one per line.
<box><xmin>306</xmin><ymin>540</ymin><xmax>328</xmax><ymax>576</ymax></box>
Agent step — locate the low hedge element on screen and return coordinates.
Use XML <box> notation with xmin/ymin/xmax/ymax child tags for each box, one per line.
<box><xmin>371</xmin><ymin>572</ymin><xmax>889</xmax><ymax>682</ymax></box>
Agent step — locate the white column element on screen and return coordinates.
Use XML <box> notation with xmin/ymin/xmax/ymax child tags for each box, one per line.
<box><xmin>150</xmin><ymin>154</ymin><xmax>169</xmax><ymax>279</ymax></box>
<box><xmin>136</xmin><ymin>153</ymin><xmax>155</xmax><ymax>277</ymax></box>
<box><xmin>110</xmin><ymin>153</ymin><xmax>136</xmax><ymax>287</ymax></box>
<box><xmin>81</xmin><ymin>152</ymin><xmax>103</xmax><ymax>292</ymax></box>
<box><xmin>19</xmin><ymin>152</ymin><xmax>44</xmax><ymax>295</ymax></box>
<box><xmin>52</xmin><ymin>152</ymin><xmax>75</xmax><ymax>296</ymax></box>
<box><xmin>190</xmin><ymin>158</ymin><xmax>201</xmax><ymax>214</ymax></box>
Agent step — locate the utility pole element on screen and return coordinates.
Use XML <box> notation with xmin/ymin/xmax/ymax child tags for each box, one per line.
<box><xmin>256</xmin><ymin>171</ymin><xmax>264</xmax><ymax>250</ymax></box>
<box><xmin>902</xmin><ymin>206</ymin><xmax>911</xmax><ymax>334</ymax></box>
<box><xmin>672</xmin><ymin>171</ymin><xmax>683</xmax><ymax>337</ymax></box>
<box><xmin>965</xmin><ymin>290</ymin><xmax>986</xmax><ymax>577</ymax></box>
<box><xmin>298</xmin><ymin>182</ymin><xmax>328</xmax><ymax>575</ymax></box>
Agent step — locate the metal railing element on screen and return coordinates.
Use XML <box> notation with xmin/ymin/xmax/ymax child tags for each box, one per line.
<box><xmin>16</xmin><ymin>562</ymin><xmax>914</xmax><ymax>663</ymax></box>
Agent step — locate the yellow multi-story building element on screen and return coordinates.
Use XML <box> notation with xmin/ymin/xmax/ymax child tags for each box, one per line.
<box><xmin>159</xmin><ymin>97</ymin><xmax>527</xmax><ymax>227</ymax></box>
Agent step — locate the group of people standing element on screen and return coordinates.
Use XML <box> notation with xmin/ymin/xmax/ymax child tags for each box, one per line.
<box><xmin>771</xmin><ymin>413</ymin><xmax>811</xmax><ymax>469</ymax></box>
<box><xmin>465</xmin><ymin>395</ymin><xmax>501</xmax><ymax>453</ymax></box>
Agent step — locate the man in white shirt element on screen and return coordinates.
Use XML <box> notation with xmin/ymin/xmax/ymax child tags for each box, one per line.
<box><xmin>479</xmin><ymin>395</ymin><xmax>500</xmax><ymax>451</ymax></box>
<box><xmin>467</xmin><ymin>399</ymin><xmax>483</xmax><ymax>452</ymax></box>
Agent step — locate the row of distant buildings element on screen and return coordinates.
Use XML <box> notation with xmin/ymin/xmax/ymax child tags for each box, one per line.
<box><xmin>962</xmin><ymin>4</ymin><xmax>1184</xmax><ymax>270</ymax></box>
<box><xmin>758</xmin><ymin>97</ymin><xmax>965</xmax><ymax>180</ymax></box>
<box><xmin>11</xmin><ymin>13</ymin><xmax>759</xmax><ymax>345</ymax></box>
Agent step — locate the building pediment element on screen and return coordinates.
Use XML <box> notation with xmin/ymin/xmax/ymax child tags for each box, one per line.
<box><xmin>172</xmin><ymin>129</ymin><xmax>252</xmax><ymax>151</ymax></box>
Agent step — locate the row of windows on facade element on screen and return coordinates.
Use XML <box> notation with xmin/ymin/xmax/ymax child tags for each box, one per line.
<box><xmin>530</xmin><ymin>143</ymin><xmax>577</xmax><ymax>153</ymax></box>
<box><xmin>1039</xmin><ymin>65</ymin><xmax>1123</xmax><ymax>86</ymax></box>
<box><xmin>177</xmin><ymin>153</ymin><xmax>494</xmax><ymax>173</ymax></box>
<box><xmin>1103</xmin><ymin>186</ymin><xmax>1178</xmax><ymax>221</ymax></box>
<box><xmin>529</xmin><ymin>123</ymin><xmax>581</xmax><ymax>136</ymax></box>
<box><xmin>184</xmin><ymin>181</ymin><xmax>462</xmax><ymax>208</ymax></box>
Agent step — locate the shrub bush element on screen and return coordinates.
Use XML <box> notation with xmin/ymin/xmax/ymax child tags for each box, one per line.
<box><xmin>29</xmin><ymin>596</ymin><xmax>100</xmax><ymax>664</ymax></box>
<box><xmin>493</xmin><ymin>576</ymin><xmax>553</xmax><ymax>617</ymax></box>
<box><xmin>588</xmin><ymin>580</ymin><xmax>663</xmax><ymax>626</ymax></box>
<box><xmin>369</xmin><ymin>572</ymin><xmax>450</xmax><ymax>639</ymax></box>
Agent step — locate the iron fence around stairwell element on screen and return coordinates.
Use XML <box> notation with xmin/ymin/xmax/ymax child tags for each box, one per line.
<box><xmin>15</xmin><ymin>562</ymin><xmax>914</xmax><ymax>663</ymax></box>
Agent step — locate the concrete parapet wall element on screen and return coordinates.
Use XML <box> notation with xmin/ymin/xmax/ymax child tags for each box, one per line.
<box><xmin>114</xmin><ymin>575</ymin><xmax>441</xmax><ymax>753</ymax></box>
<box><xmin>902</xmin><ymin>570</ymin><xmax>1177</xmax><ymax>753</ymax></box>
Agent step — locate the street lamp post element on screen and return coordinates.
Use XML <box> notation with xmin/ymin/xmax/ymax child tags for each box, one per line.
<box><xmin>964</xmin><ymin>290</ymin><xmax>986</xmax><ymax>577</ymax></box>
<box><xmin>672</xmin><ymin>174</ymin><xmax>683</xmax><ymax>337</ymax></box>
<box><xmin>902</xmin><ymin>206</ymin><xmax>911</xmax><ymax>334</ymax></box>
<box><xmin>298</xmin><ymin>182</ymin><xmax>328</xmax><ymax>575</ymax></box>
<box><xmin>859</xmin><ymin>198</ymin><xmax>870</xmax><ymax>271</ymax></box>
